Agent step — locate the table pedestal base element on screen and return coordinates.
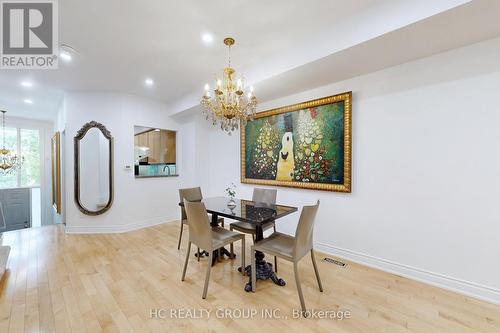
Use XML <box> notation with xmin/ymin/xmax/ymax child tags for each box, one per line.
<box><xmin>195</xmin><ymin>250</ymin><xmax>210</xmax><ymax>258</ymax></box>
<box><xmin>240</xmin><ymin>254</ymin><xmax>286</xmax><ymax>292</ymax></box>
<box><xmin>194</xmin><ymin>248</ymin><xmax>235</xmax><ymax>265</ymax></box>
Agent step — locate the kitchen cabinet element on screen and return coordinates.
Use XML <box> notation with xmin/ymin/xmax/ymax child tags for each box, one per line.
<box><xmin>163</xmin><ymin>130</ymin><xmax>176</xmax><ymax>163</ymax></box>
<box><xmin>135</xmin><ymin>132</ymin><xmax>149</xmax><ymax>148</ymax></box>
<box><xmin>134</xmin><ymin>130</ymin><xmax>176</xmax><ymax>163</ymax></box>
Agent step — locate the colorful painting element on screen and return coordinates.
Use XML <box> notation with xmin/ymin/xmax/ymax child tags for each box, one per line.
<box><xmin>241</xmin><ymin>92</ymin><xmax>351</xmax><ymax>192</ymax></box>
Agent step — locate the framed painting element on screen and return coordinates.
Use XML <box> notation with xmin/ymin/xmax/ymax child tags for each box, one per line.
<box><xmin>51</xmin><ymin>132</ymin><xmax>61</xmax><ymax>213</ymax></box>
<box><xmin>241</xmin><ymin>92</ymin><xmax>352</xmax><ymax>192</ymax></box>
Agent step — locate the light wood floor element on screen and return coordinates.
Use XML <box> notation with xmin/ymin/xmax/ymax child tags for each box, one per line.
<box><xmin>0</xmin><ymin>223</ymin><xmax>499</xmax><ymax>333</ymax></box>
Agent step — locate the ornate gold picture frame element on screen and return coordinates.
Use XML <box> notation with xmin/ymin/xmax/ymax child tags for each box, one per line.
<box><xmin>51</xmin><ymin>132</ymin><xmax>61</xmax><ymax>213</ymax></box>
<box><xmin>241</xmin><ymin>92</ymin><xmax>352</xmax><ymax>192</ymax></box>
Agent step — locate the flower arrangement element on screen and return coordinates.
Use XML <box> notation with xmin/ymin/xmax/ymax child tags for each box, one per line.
<box><xmin>225</xmin><ymin>183</ymin><xmax>237</xmax><ymax>199</ymax></box>
<box><xmin>225</xmin><ymin>183</ymin><xmax>237</xmax><ymax>208</ymax></box>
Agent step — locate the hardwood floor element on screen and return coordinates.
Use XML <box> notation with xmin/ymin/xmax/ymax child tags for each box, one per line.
<box><xmin>0</xmin><ymin>223</ymin><xmax>499</xmax><ymax>333</ymax></box>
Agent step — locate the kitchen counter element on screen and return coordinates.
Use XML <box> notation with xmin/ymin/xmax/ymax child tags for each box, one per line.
<box><xmin>135</xmin><ymin>174</ymin><xmax>180</xmax><ymax>179</ymax></box>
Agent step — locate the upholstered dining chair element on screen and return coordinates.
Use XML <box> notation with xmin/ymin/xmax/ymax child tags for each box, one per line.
<box><xmin>181</xmin><ymin>200</ymin><xmax>245</xmax><ymax>299</ymax></box>
<box><xmin>178</xmin><ymin>187</ymin><xmax>224</xmax><ymax>251</ymax></box>
<box><xmin>250</xmin><ymin>200</ymin><xmax>323</xmax><ymax>316</ymax></box>
<box><xmin>230</xmin><ymin>188</ymin><xmax>278</xmax><ymax>272</ymax></box>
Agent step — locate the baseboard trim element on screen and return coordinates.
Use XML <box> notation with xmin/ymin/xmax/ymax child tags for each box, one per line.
<box><xmin>315</xmin><ymin>241</ymin><xmax>500</xmax><ymax>306</ymax></box>
<box><xmin>65</xmin><ymin>217</ymin><xmax>177</xmax><ymax>234</ymax></box>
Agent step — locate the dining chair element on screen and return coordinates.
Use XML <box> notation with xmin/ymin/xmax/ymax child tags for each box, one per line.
<box><xmin>250</xmin><ymin>200</ymin><xmax>323</xmax><ymax>316</ymax></box>
<box><xmin>181</xmin><ymin>199</ymin><xmax>245</xmax><ymax>299</ymax></box>
<box><xmin>230</xmin><ymin>188</ymin><xmax>278</xmax><ymax>272</ymax></box>
<box><xmin>178</xmin><ymin>187</ymin><xmax>224</xmax><ymax>251</ymax></box>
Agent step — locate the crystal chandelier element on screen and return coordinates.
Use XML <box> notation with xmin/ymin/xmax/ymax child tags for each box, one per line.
<box><xmin>0</xmin><ymin>110</ymin><xmax>24</xmax><ymax>174</ymax></box>
<box><xmin>201</xmin><ymin>37</ymin><xmax>257</xmax><ymax>134</ymax></box>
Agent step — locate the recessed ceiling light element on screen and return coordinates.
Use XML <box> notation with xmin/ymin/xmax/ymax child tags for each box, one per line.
<box><xmin>59</xmin><ymin>43</ymin><xmax>77</xmax><ymax>63</ymax></box>
<box><xmin>144</xmin><ymin>78</ymin><xmax>154</xmax><ymax>86</ymax></box>
<box><xmin>24</xmin><ymin>99</ymin><xmax>33</xmax><ymax>104</ymax></box>
<box><xmin>201</xmin><ymin>32</ymin><xmax>214</xmax><ymax>44</ymax></box>
<box><xmin>21</xmin><ymin>81</ymin><xmax>33</xmax><ymax>88</ymax></box>
<box><xmin>60</xmin><ymin>50</ymin><xmax>72</xmax><ymax>62</ymax></box>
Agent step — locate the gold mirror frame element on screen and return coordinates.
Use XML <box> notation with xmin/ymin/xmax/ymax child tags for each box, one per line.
<box><xmin>74</xmin><ymin>121</ymin><xmax>114</xmax><ymax>216</ymax></box>
<box><xmin>51</xmin><ymin>132</ymin><xmax>61</xmax><ymax>214</ymax></box>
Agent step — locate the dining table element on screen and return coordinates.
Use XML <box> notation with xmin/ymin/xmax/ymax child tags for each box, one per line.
<box><xmin>179</xmin><ymin>196</ymin><xmax>298</xmax><ymax>291</ymax></box>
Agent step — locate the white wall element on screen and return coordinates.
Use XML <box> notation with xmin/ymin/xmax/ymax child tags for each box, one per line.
<box><xmin>63</xmin><ymin>93</ymin><xmax>193</xmax><ymax>233</ymax></box>
<box><xmin>202</xmin><ymin>37</ymin><xmax>500</xmax><ymax>304</ymax></box>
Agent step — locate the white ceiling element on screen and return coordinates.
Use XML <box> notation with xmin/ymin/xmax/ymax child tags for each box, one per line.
<box><xmin>1</xmin><ymin>0</ymin><xmax>495</xmax><ymax>122</ymax></box>
<box><xmin>252</xmin><ymin>0</ymin><xmax>500</xmax><ymax>105</ymax></box>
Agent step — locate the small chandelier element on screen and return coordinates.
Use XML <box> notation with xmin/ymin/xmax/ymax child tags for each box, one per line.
<box><xmin>0</xmin><ymin>110</ymin><xmax>24</xmax><ymax>174</ymax></box>
<box><xmin>201</xmin><ymin>37</ymin><xmax>257</xmax><ymax>134</ymax></box>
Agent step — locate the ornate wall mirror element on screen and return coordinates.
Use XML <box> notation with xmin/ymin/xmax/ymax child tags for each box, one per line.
<box><xmin>74</xmin><ymin>121</ymin><xmax>113</xmax><ymax>215</ymax></box>
<box><xmin>51</xmin><ymin>132</ymin><xmax>61</xmax><ymax>214</ymax></box>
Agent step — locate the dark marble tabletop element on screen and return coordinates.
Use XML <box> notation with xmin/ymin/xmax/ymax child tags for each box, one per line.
<box><xmin>179</xmin><ymin>196</ymin><xmax>298</xmax><ymax>224</ymax></box>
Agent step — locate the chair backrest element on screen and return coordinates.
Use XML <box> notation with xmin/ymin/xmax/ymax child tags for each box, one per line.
<box><xmin>252</xmin><ymin>188</ymin><xmax>277</xmax><ymax>205</ymax></box>
<box><xmin>293</xmin><ymin>200</ymin><xmax>320</xmax><ymax>259</ymax></box>
<box><xmin>183</xmin><ymin>199</ymin><xmax>212</xmax><ymax>249</ymax></box>
<box><xmin>179</xmin><ymin>187</ymin><xmax>203</xmax><ymax>221</ymax></box>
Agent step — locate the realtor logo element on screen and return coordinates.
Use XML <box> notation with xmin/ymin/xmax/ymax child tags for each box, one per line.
<box><xmin>1</xmin><ymin>0</ymin><xmax>58</xmax><ymax>69</ymax></box>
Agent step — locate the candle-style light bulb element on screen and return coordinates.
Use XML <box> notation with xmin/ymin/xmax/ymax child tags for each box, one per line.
<box><xmin>216</xmin><ymin>79</ymin><xmax>222</xmax><ymax>89</ymax></box>
<box><xmin>204</xmin><ymin>84</ymin><xmax>211</xmax><ymax>97</ymax></box>
<box><xmin>249</xmin><ymin>86</ymin><xmax>254</xmax><ymax>93</ymax></box>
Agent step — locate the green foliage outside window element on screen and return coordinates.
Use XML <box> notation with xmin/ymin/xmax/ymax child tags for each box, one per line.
<box><xmin>0</xmin><ymin>127</ymin><xmax>40</xmax><ymax>189</ymax></box>
<box><xmin>21</xmin><ymin>129</ymin><xmax>41</xmax><ymax>186</ymax></box>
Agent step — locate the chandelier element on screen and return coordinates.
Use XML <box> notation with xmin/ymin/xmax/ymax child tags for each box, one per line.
<box><xmin>201</xmin><ymin>37</ymin><xmax>257</xmax><ymax>134</ymax></box>
<box><xmin>0</xmin><ymin>110</ymin><xmax>24</xmax><ymax>174</ymax></box>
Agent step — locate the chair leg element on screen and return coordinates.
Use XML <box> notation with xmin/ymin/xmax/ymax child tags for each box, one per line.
<box><xmin>252</xmin><ymin>234</ymin><xmax>255</xmax><ymax>243</ymax></box>
<box><xmin>251</xmin><ymin>247</ymin><xmax>256</xmax><ymax>292</ymax></box>
<box><xmin>177</xmin><ymin>220</ymin><xmax>184</xmax><ymax>250</ymax></box>
<box><xmin>293</xmin><ymin>262</ymin><xmax>307</xmax><ymax>316</ymax></box>
<box><xmin>202</xmin><ymin>251</ymin><xmax>213</xmax><ymax>299</ymax></box>
<box><xmin>241</xmin><ymin>237</ymin><xmax>245</xmax><ymax>275</ymax></box>
<box><xmin>310</xmin><ymin>250</ymin><xmax>323</xmax><ymax>292</ymax></box>
<box><xmin>181</xmin><ymin>241</ymin><xmax>191</xmax><ymax>281</ymax></box>
<box><xmin>197</xmin><ymin>247</ymin><xmax>200</xmax><ymax>262</ymax></box>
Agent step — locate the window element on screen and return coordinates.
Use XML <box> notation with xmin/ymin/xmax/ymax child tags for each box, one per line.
<box><xmin>20</xmin><ymin>129</ymin><xmax>41</xmax><ymax>186</ymax></box>
<box><xmin>0</xmin><ymin>127</ymin><xmax>40</xmax><ymax>189</ymax></box>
